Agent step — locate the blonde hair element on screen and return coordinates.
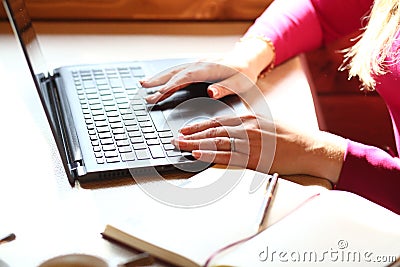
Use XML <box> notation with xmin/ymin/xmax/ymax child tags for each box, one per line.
<box><xmin>343</xmin><ymin>0</ymin><xmax>400</xmax><ymax>90</ymax></box>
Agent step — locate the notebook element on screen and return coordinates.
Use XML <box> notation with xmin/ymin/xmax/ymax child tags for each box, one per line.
<box><xmin>101</xmin><ymin>167</ymin><xmax>400</xmax><ymax>267</ymax></box>
<box><xmin>2</xmin><ymin>0</ymin><xmax>247</xmax><ymax>186</ymax></box>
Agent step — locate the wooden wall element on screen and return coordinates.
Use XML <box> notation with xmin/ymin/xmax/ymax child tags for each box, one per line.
<box><xmin>1</xmin><ymin>0</ymin><xmax>272</xmax><ymax>21</ymax></box>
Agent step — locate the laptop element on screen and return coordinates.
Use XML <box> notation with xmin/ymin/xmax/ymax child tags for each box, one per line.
<box><xmin>3</xmin><ymin>0</ymin><xmax>247</xmax><ymax>186</ymax></box>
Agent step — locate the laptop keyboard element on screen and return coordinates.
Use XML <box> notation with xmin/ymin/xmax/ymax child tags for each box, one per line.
<box><xmin>72</xmin><ymin>66</ymin><xmax>182</xmax><ymax>164</ymax></box>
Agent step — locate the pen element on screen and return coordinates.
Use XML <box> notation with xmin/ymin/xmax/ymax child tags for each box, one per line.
<box><xmin>0</xmin><ymin>233</ymin><xmax>16</xmax><ymax>245</ymax></box>
<box><xmin>257</xmin><ymin>173</ymin><xmax>279</xmax><ymax>232</ymax></box>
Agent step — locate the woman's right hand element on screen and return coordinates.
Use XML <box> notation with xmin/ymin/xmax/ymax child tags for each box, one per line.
<box><xmin>141</xmin><ymin>37</ymin><xmax>275</xmax><ymax>104</ymax></box>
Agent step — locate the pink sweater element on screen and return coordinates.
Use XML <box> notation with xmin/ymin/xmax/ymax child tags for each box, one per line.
<box><xmin>245</xmin><ymin>0</ymin><xmax>400</xmax><ymax>214</ymax></box>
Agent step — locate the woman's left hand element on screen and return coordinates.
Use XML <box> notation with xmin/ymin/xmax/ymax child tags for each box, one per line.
<box><xmin>171</xmin><ymin>114</ymin><xmax>347</xmax><ymax>183</ymax></box>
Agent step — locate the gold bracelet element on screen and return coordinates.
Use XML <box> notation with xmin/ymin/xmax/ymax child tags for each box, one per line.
<box><xmin>239</xmin><ymin>35</ymin><xmax>276</xmax><ymax>78</ymax></box>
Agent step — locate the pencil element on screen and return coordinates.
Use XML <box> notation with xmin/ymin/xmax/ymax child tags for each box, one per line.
<box><xmin>257</xmin><ymin>173</ymin><xmax>279</xmax><ymax>232</ymax></box>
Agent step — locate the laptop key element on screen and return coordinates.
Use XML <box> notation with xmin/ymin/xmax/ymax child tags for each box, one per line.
<box><xmin>122</xmin><ymin>77</ymin><xmax>137</xmax><ymax>89</ymax></box>
<box><xmin>100</xmin><ymin>138</ymin><xmax>114</xmax><ymax>145</ymax></box>
<box><xmin>150</xmin><ymin>110</ymin><xmax>170</xmax><ymax>131</ymax></box>
<box><xmin>83</xmin><ymin>80</ymin><xmax>96</xmax><ymax>88</ymax></box>
<box><xmin>132</xmin><ymin>105</ymin><xmax>145</xmax><ymax>111</ymax></box>
<box><xmin>109</xmin><ymin>78</ymin><xmax>123</xmax><ymax>88</ymax></box>
<box><xmin>112</xmin><ymin>128</ymin><xmax>125</xmax><ymax>135</ymax></box>
<box><xmin>136</xmin><ymin>115</ymin><xmax>150</xmax><ymax>122</ymax></box>
<box><xmin>134</xmin><ymin>110</ymin><xmax>147</xmax><ymax>116</ymax></box>
<box><xmin>166</xmin><ymin>150</ymin><xmax>182</xmax><ymax>157</ymax></box>
<box><xmin>131</xmin><ymin>137</ymin><xmax>144</xmax><ymax>144</ymax></box>
<box><xmin>139</xmin><ymin>121</ymin><xmax>152</xmax><ymax>128</ymax></box>
<box><xmin>147</xmin><ymin>139</ymin><xmax>160</xmax><ymax>145</ymax></box>
<box><xmin>121</xmin><ymin>152</ymin><xmax>136</xmax><ymax>161</ymax></box>
<box><xmin>142</xmin><ymin>127</ymin><xmax>155</xmax><ymax>134</ymax></box>
<box><xmin>110</xmin><ymin>122</ymin><xmax>124</xmax><ymax>129</ymax></box>
<box><xmin>130</xmin><ymin>99</ymin><xmax>143</xmax><ymax>105</ymax></box>
<box><xmin>92</xmin><ymin>110</ymin><xmax>105</xmax><ymax>117</ymax></box>
<box><xmin>108</xmin><ymin>117</ymin><xmax>121</xmax><ymax>123</ymax></box>
<box><xmin>128</xmin><ymin>131</ymin><xmax>141</xmax><ymax>138</ymax></box>
<box><xmin>114</xmin><ymin>134</ymin><xmax>128</xmax><ymax>141</ymax></box>
<box><xmin>116</xmin><ymin>98</ymin><xmax>129</xmax><ymax>104</ymax></box>
<box><xmin>124</xmin><ymin>120</ymin><xmax>137</xmax><ymax>126</ymax></box>
<box><xmin>120</xmin><ymin>109</ymin><xmax>132</xmax><ymax>115</ymax></box>
<box><xmin>93</xmin><ymin>115</ymin><xmax>107</xmax><ymax>121</ymax></box>
<box><xmin>90</xmin><ymin>103</ymin><xmax>103</xmax><ymax>110</ymax></box>
<box><xmin>144</xmin><ymin>133</ymin><xmax>157</xmax><ymax>139</ymax></box>
<box><xmin>88</xmin><ymin>98</ymin><xmax>101</xmax><ymax>105</ymax></box>
<box><xmin>98</xmin><ymin>132</ymin><xmax>112</xmax><ymax>139</ymax></box>
<box><xmin>104</xmin><ymin>151</ymin><xmax>118</xmax><ymax>158</ymax></box>
<box><xmin>163</xmin><ymin>144</ymin><xmax>176</xmax><ymax>150</ymax></box>
<box><xmin>87</xmin><ymin>94</ymin><xmax>100</xmax><ymax>100</ymax></box>
<box><xmin>105</xmin><ymin>105</ymin><xmax>117</xmax><ymax>112</ymax></box>
<box><xmin>149</xmin><ymin>145</ymin><xmax>165</xmax><ymax>158</ymax></box>
<box><xmin>116</xmin><ymin>140</ymin><xmax>130</xmax><ymax>147</ymax></box>
<box><xmin>132</xmin><ymin>143</ymin><xmax>146</xmax><ymax>150</ymax></box>
<box><xmin>106</xmin><ymin>157</ymin><xmax>120</xmax><ymax>163</ymax></box>
<box><xmin>119</xmin><ymin>146</ymin><xmax>132</xmax><ymax>153</ymax></box>
<box><xmin>126</xmin><ymin>125</ymin><xmax>139</xmax><ymax>132</ymax></box>
<box><xmin>95</xmin><ymin>121</ymin><xmax>108</xmax><ymax>127</ymax></box>
<box><xmin>107</xmin><ymin>111</ymin><xmax>120</xmax><ymax>117</ymax></box>
<box><xmin>159</xmin><ymin>131</ymin><xmax>173</xmax><ymax>138</ymax></box>
<box><xmin>122</xmin><ymin>114</ymin><xmax>135</xmax><ymax>120</ymax></box>
<box><xmin>135</xmin><ymin>149</ymin><xmax>150</xmax><ymax>160</ymax></box>
<box><xmin>102</xmin><ymin>144</ymin><xmax>116</xmax><ymax>151</ymax></box>
<box><xmin>97</xmin><ymin>126</ymin><xmax>110</xmax><ymax>133</ymax></box>
<box><xmin>160</xmin><ymin>137</ymin><xmax>172</xmax><ymax>144</ymax></box>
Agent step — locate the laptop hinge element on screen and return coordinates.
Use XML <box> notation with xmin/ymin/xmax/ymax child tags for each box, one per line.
<box><xmin>43</xmin><ymin>73</ymin><xmax>87</xmax><ymax>185</ymax></box>
<box><xmin>70</xmin><ymin>160</ymin><xmax>87</xmax><ymax>177</ymax></box>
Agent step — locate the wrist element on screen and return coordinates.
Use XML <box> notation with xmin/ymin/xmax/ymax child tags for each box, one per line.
<box><xmin>305</xmin><ymin>131</ymin><xmax>347</xmax><ymax>184</ymax></box>
<box><xmin>238</xmin><ymin>35</ymin><xmax>276</xmax><ymax>78</ymax></box>
<box><xmin>228</xmin><ymin>36</ymin><xmax>275</xmax><ymax>80</ymax></box>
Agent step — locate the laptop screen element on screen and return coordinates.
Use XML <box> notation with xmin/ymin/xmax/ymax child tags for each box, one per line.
<box><xmin>3</xmin><ymin>0</ymin><xmax>49</xmax><ymax>83</ymax></box>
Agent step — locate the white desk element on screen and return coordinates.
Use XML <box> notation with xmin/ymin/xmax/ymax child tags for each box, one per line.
<box><xmin>0</xmin><ymin>21</ymin><xmax>324</xmax><ymax>267</ymax></box>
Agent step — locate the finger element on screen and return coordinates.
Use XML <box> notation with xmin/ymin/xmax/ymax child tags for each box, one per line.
<box><xmin>140</xmin><ymin>64</ymin><xmax>189</xmax><ymax>88</ymax></box>
<box><xmin>208</xmin><ymin>72</ymin><xmax>256</xmax><ymax>99</ymax></box>
<box><xmin>191</xmin><ymin>150</ymin><xmax>249</xmax><ymax>167</ymax></box>
<box><xmin>180</xmin><ymin>116</ymin><xmax>244</xmax><ymax>135</ymax></box>
<box><xmin>146</xmin><ymin>65</ymin><xmax>216</xmax><ymax>104</ymax></box>
<box><xmin>172</xmin><ymin>137</ymin><xmax>228</xmax><ymax>151</ymax></box>
<box><xmin>156</xmin><ymin>66</ymin><xmax>212</xmax><ymax>95</ymax></box>
<box><xmin>182</xmin><ymin>126</ymin><xmax>233</xmax><ymax>140</ymax></box>
<box><xmin>172</xmin><ymin>137</ymin><xmax>250</xmax><ymax>154</ymax></box>
<box><xmin>145</xmin><ymin>84</ymin><xmax>188</xmax><ymax>104</ymax></box>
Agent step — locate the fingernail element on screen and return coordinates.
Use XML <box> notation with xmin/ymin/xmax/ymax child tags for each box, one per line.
<box><xmin>145</xmin><ymin>95</ymin><xmax>155</xmax><ymax>103</ymax></box>
<box><xmin>192</xmin><ymin>150</ymin><xmax>201</xmax><ymax>159</ymax></box>
<box><xmin>179</xmin><ymin>127</ymin><xmax>189</xmax><ymax>134</ymax></box>
<box><xmin>208</xmin><ymin>85</ymin><xmax>220</xmax><ymax>98</ymax></box>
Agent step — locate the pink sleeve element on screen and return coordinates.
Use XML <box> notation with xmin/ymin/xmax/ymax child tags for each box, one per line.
<box><xmin>244</xmin><ymin>0</ymin><xmax>372</xmax><ymax>65</ymax></box>
<box><xmin>336</xmin><ymin>140</ymin><xmax>400</xmax><ymax>214</ymax></box>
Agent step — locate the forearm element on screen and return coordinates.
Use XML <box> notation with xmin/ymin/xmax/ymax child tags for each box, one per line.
<box><xmin>336</xmin><ymin>141</ymin><xmax>400</xmax><ymax>214</ymax></box>
<box><xmin>243</xmin><ymin>0</ymin><xmax>373</xmax><ymax>68</ymax></box>
<box><xmin>303</xmin><ymin>131</ymin><xmax>347</xmax><ymax>184</ymax></box>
